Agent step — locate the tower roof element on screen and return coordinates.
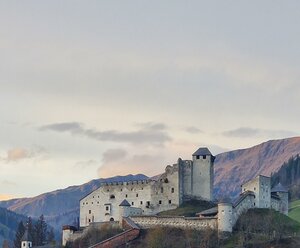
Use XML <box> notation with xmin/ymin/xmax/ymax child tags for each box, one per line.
<box><xmin>271</xmin><ymin>183</ymin><xmax>288</xmax><ymax>193</ymax></box>
<box><xmin>192</xmin><ymin>147</ymin><xmax>213</xmax><ymax>156</ymax></box>
<box><xmin>119</xmin><ymin>199</ymin><xmax>131</xmax><ymax>207</ymax></box>
<box><xmin>21</xmin><ymin>229</ymin><xmax>32</xmax><ymax>242</ymax></box>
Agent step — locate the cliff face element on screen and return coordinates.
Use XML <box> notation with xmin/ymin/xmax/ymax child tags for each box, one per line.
<box><xmin>214</xmin><ymin>137</ymin><xmax>300</xmax><ymax>198</ymax></box>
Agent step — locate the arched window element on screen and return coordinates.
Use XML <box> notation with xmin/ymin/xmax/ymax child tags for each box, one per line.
<box><xmin>164</xmin><ymin>178</ymin><xmax>169</xmax><ymax>183</ymax></box>
<box><xmin>110</xmin><ymin>195</ymin><xmax>115</xmax><ymax>199</ymax></box>
<box><xmin>110</xmin><ymin>217</ymin><xmax>114</xmax><ymax>221</ymax></box>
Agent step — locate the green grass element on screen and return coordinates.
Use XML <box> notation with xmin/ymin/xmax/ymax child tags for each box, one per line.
<box><xmin>157</xmin><ymin>200</ymin><xmax>216</xmax><ymax>217</ymax></box>
<box><xmin>289</xmin><ymin>199</ymin><xmax>300</xmax><ymax>223</ymax></box>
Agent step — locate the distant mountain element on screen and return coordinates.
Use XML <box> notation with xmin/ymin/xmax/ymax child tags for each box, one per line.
<box><xmin>214</xmin><ymin>137</ymin><xmax>300</xmax><ymax>199</ymax></box>
<box><xmin>0</xmin><ymin>207</ymin><xmax>27</xmax><ymax>247</ymax></box>
<box><xmin>0</xmin><ymin>174</ymin><xmax>148</xmax><ymax>234</ymax></box>
<box><xmin>2</xmin><ymin>137</ymin><xmax>300</xmax><ymax>236</ymax></box>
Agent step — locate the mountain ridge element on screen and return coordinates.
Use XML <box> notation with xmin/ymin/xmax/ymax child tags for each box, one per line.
<box><xmin>2</xmin><ymin>137</ymin><xmax>300</xmax><ymax>233</ymax></box>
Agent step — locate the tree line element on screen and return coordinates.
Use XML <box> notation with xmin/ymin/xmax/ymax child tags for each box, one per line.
<box><xmin>271</xmin><ymin>154</ymin><xmax>300</xmax><ymax>200</ymax></box>
<box><xmin>13</xmin><ymin>215</ymin><xmax>55</xmax><ymax>248</ymax></box>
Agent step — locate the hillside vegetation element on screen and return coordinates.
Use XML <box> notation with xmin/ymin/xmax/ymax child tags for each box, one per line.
<box><xmin>289</xmin><ymin>199</ymin><xmax>300</xmax><ymax>223</ymax></box>
<box><xmin>157</xmin><ymin>200</ymin><xmax>216</xmax><ymax>217</ymax></box>
<box><xmin>215</xmin><ymin>136</ymin><xmax>300</xmax><ymax>199</ymax></box>
<box><xmin>0</xmin><ymin>207</ymin><xmax>27</xmax><ymax>247</ymax></box>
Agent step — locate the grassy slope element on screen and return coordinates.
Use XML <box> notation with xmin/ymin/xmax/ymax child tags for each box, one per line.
<box><xmin>289</xmin><ymin>199</ymin><xmax>300</xmax><ymax>223</ymax></box>
<box><xmin>157</xmin><ymin>200</ymin><xmax>216</xmax><ymax>217</ymax></box>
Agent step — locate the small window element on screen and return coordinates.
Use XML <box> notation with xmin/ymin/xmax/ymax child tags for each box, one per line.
<box><xmin>159</xmin><ymin>200</ymin><xmax>162</xmax><ymax>204</ymax></box>
<box><xmin>110</xmin><ymin>195</ymin><xmax>115</xmax><ymax>199</ymax></box>
<box><xmin>106</xmin><ymin>206</ymin><xmax>109</xmax><ymax>211</ymax></box>
<box><xmin>203</xmin><ymin>155</ymin><xmax>206</xmax><ymax>159</ymax></box>
<box><xmin>88</xmin><ymin>219</ymin><xmax>91</xmax><ymax>223</ymax></box>
<box><xmin>161</xmin><ymin>187</ymin><xmax>163</xmax><ymax>193</ymax></box>
<box><xmin>107</xmin><ymin>189</ymin><xmax>109</xmax><ymax>192</ymax></box>
<box><xmin>254</xmin><ymin>202</ymin><xmax>256</xmax><ymax>206</ymax></box>
<box><xmin>83</xmin><ymin>202</ymin><xmax>85</xmax><ymax>205</ymax></box>
<box><xmin>93</xmin><ymin>196</ymin><xmax>94</xmax><ymax>198</ymax></box>
<box><xmin>254</xmin><ymin>187</ymin><xmax>256</xmax><ymax>190</ymax></box>
<box><xmin>164</xmin><ymin>178</ymin><xmax>169</xmax><ymax>183</ymax></box>
<box><xmin>147</xmin><ymin>201</ymin><xmax>150</xmax><ymax>206</ymax></box>
<box><xmin>196</xmin><ymin>155</ymin><xmax>200</xmax><ymax>159</ymax></box>
<box><xmin>140</xmin><ymin>201</ymin><xmax>143</xmax><ymax>205</ymax></box>
<box><xmin>136</xmin><ymin>193</ymin><xmax>138</xmax><ymax>197</ymax></box>
<box><xmin>171</xmin><ymin>188</ymin><xmax>174</xmax><ymax>193</ymax></box>
<box><xmin>110</xmin><ymin>217</ymin><xmax>114</xmax><ymax>221</ymax></box>
<box><xmin>132</xmin><ymin>202</ymin><xmax>134</xmax><ymax>206</ymax></box>
<box><xmin>121</xmin><ymin>189</ymin><xmax>123</xmax><ymax>191</ymax></box>
<box><xmin>169</xmin><ymin>200</ymin><xmax>171</xmax><ymax>204</ymax></box>
<box><xmin>125</xmin><ymin>194</ymin><xmax>128</xmax><ymax>198</ymax></box>
<box><xmin>92</xmin><ymin>202</ymin><xmax>93</xmax><ymax>204</ymax></box>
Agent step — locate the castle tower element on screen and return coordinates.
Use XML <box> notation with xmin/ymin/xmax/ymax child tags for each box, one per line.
<box><xmin>192</xmin><ymin>147</ymin><xmax>215</xmax><ymax>201</ymax></box>
<box><xmin>119</xmin><ymin>199</ymin><xmax>132</xmax><ymax>228</ymax></box>
<box><xmin>217</xmin><ymin>200</ymin><xmax>233</xmax><ymax>234</ymax></box>
<box><xmin>21</xmin><ymin>228</ymin><xmax>32</xmax><ymax>248</ymax></box>
<box><xmin>271</xmin><ymin>183</ymin><xmax>289</xmax><ymax>215</ymax></box>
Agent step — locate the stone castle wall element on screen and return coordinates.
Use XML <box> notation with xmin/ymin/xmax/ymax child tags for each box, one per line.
<box><xmin>129</xmin><ymin>216</ymin><xmax>217</xmax><ymax>230</ymax></box>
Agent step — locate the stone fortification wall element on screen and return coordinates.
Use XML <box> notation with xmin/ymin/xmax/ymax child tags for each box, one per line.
<box><xmin>271</xmin><ymin>197</ymin><xmax>280</xmax><ymax>211</ymax></box>
<box><xmin>178</xmin><ymin>159</ymin><xmax>193</xmax><ymax>202</ymax></box>
<box><xmin>129</xmin><ymin>216</ymin><xmax>217</xmax><ymax>230</ymax></box>
<box><xmin>233</xmin><ymin>193</ymin><xmax>255</xmax><ymax>224</ymax></box>
<box><xmin>150</xmin><ymin>164</ymin><xmax>180</xmax><ymax>214</ymax></box>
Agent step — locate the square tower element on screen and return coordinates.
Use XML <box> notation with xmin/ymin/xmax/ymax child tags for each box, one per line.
<box><xmin>192</xmin><ymin>147</ymin><xmax>214</xmax><ymax>201</ymax></box>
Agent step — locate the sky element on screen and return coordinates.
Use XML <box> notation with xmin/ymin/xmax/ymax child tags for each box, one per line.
<box><xmin>1</xmin><ymin>1</ymin><xmax>300</xmax><ymax>199</ymax></box>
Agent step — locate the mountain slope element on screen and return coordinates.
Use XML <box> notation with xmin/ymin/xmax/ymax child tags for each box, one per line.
<box><xmin>0</xmin><ymin>207</ymin><xmax>27</xmax><ymax>247</ymax></box>
<box><xmin>214</xmin><ymin>136</ymin><xmax>300</xmax><ymax>198</ymax></box>
<box><xmin>0</xmin><ymin>174</ymin><xmax>148</xmax><ymax>232</ymax></box>
<box><xmin>2</xmin><ymin>137</ymin><xmax>300</xmax><ymax>234</ymax></box>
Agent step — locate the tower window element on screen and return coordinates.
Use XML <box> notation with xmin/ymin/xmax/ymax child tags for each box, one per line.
<box><xmin>169</xmin><ymin>200</ymin><xmax>171</xmax><ymax>204</ymax></box>
<box><xmin>125</xmin><ymin>194</ymin><xmax>128</xmax><ymax>198</ymax></box>
<box><xmin>159</xmin><ymin>200</ymin><xmax>162</xmax><ymax>204</ymax></box>
<box><xmin>89</xmin><ymin>210</ymin><xmax>91</xmax><ymax>214</ymax></box>
<box><xmin>106</xmin><ymin>206</ymin><xmax>109</xmax><ymax>211</ymax></box>
<box><xmin>140</xmin><ymin>201</ymin><xmax>143</xmax><ymax>205</ymax></box>
<box><xmin>171</xmin><ymin>188</ymin><xmax>174</xmax><ymax>193</ymax></box>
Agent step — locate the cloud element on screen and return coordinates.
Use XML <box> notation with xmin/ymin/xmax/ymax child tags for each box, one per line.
<box><xmin>102</xmin><ymin>148</ymin><xmax>127</xmax><ymax>163</ymax></box>
<box><xmin>185</xmin><ymin>126</ymin><xmax>202</xmax><ymax>134</ymax></box>
<box><xmin>6</xmin><ymin>148</ymin><xmax>30</xmax><ymax>162</ymax></box>
<box><xmin>39</xmin><ymin>122</ymin><xmax>171</xmax><ymax>146</ymax></box>
<box><xmin>98</xmin><ymin>153</ymin><xmax>165</xmax><ymax>178</ymax></box>
<box><xmin>1</xmin><ymin>146</ymin><xmax>48</xmax><ymax>163</ymax></box>
<box><xmin>74</xmin><ymin>159</ymin><xmax>98</xmax><ymax>169</ymax></box>
<box><xmin>222</xmin><ymin>127</ymin><xmax>298</xmax><ymax>138</ymax></box>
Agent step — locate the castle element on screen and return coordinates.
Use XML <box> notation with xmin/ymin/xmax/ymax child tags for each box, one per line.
<box><xmin>62</xmin><ymin>147</ymin><xmax>289</xmax><ymax>245</ymax></box>
<box><xmin>79</xmin><ymin>147</ymin><xmax>214</xmax><ymax>226</ymax></box>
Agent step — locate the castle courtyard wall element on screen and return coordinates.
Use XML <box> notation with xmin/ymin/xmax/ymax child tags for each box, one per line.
<box><xmin>129</xmin><ymin>216</ymin><xmax>217</xmax><ymax>230</ymax></box>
